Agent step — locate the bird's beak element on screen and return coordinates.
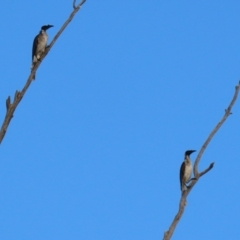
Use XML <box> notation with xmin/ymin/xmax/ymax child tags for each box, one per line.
<box><xmin>189</xmin><ymin>150</ymin><xmax>196</xmax><ymax>155</ymax></box>
<box><xmin>185</xmin><ymin>150</ymin><xmax>196</xmax><ymax>156</ymax></box>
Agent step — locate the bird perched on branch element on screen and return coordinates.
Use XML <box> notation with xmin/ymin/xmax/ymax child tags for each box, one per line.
<box><xmin>180</xmin><ymin>150</ymin><xmax>196</xmax><ymax>192</ymax></box>
<box><xmin>31</xmin><ymin>25</ymin><xmax>53</xmax><ymax>69</ymax></box>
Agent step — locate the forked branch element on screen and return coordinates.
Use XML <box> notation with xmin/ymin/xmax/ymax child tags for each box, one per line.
<box><xmin>0</xmin><ymin>0</ymin><xmax>86</xmax><ymax>144</ymax></box>
<box><xmin>163</xmin><ymin>82</ymin><xmax>240</xmax><ymax>240</ymax></box>
<box><xmin>73</xmin><ymin>0</ymin><xmax>86</xmax><ymax>9</ymax></box>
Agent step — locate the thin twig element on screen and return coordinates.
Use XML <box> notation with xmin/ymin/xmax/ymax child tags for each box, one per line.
<box><xmin>73</xmin><ymin>0</ymin><xmax>86</xmax><ymax>9</ymax></box>
<box><xmin>163</xmin><ymin>82</ymin><xmax>240</xmax><ymax>240</ymax></box>
<box><xmin>73</xmin><ymin>0</ymin><xmax>77</xmax><ymax>8</ymax></box>
<box><xmin>199</xmin><ymin>162</ymin><xmax>214</xmax><ymax>177</ymax></box>
<box><xmin>0</xmin><ymin>0</ymin><xmax>86</xmax><ymax>144</ymax></box>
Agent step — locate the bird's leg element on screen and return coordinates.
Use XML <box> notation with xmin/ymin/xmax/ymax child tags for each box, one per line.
<box><xmin>186</xmin><ymin>177</ymin><xmax>197</xmax><ymax>184</ymax></box>
<box><xmin>184</xmin><ymin>177</ymin><xmax>197</xmax><ymax>189</ymax></box>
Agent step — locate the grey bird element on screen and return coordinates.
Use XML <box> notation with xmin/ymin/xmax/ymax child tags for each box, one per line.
<box><xmin>31</xmin><ymin>25</ymin><xmax>53</xmax><ymax>69</ymax></box>
<box><xmin>180</xmin><ymin>150</ymin><xmax>196</xmax><ymax>192</ymax></box>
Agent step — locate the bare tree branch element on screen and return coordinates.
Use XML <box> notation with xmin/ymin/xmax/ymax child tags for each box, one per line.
<box><xmin>73</xmin><ymin>0</ymin><xmax>77</xmax><ymax>9</ymax></box>
<box><xmin>73</xmin><ymin>0</ymin><xmax>86</xmax><ymax>9</ymax></box>
<box><xmin>0</xmin><ymin>0</ymin><xmax>86</xmax><ymax>144</ymax></box>
<box><xmin>193</xmin><ymin>82</ymin><xmax>240</xmax><ymax>178</ymax></box>
<box><xmin>199</xmin><ymin>162</ymin><xmax>214</xmax><ymax>177</ymax></box>
<box><xmin>163</xmin><ymin>82</ymin><xmax>240</xmax><ymax>240</ymax></box>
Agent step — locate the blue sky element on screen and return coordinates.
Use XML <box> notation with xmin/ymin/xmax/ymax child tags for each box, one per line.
<box><xmin>0</xmin><ymin>1</ymin><xmax>240</xmax><ymax>239</ymax></box>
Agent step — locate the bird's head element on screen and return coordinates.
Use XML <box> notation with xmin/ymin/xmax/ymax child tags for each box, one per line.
<box><xmin>41</xmin><ymin>25</ymin><xmax>54</xmax><ymax>31</ymax></box>
<box><xmin>185</xmin><ymin>150</ymin><xmax>196</xmax><ymax>157</ymax></box>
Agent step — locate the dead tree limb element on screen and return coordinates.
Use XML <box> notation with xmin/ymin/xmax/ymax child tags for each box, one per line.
<box><xmin>163</xmin><ymin>81</ymin><xmax>240</xmax><ymax>240</ymax></box>
<box><xmin>73</xmin><ymin>0</ymin><xmax>86</xmax><ymax>9</ymax></box>
<box><xmin>0</xmin><ymin>0</ymin><xmax>86</xmax><ymax>144</ymax></box>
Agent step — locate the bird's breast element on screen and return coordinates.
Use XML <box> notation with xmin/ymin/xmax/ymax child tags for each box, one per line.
<box><xmin>39</xmin><ymin>34</ymin><xmax>48</xmax><ymax>44</ymax></box>
<box><xmin>184</xmin><ymin>163</ymin><xmax>192</xmax><ymax>180</ymax></box>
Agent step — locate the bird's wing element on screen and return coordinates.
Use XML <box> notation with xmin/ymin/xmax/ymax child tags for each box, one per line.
<box><xmin>32</xmin><ymin>34</ymin><xmax>39</xmax><ymax>60</ymax></box>
<box><xmin>180</xmin><ymin>161</ymin><xmax>185</xmax><ymax>189</ymax></box>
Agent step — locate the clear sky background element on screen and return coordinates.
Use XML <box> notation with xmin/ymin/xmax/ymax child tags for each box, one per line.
<box><xmin>0</xmin><ymin>1</ymin><xmax>240</xmax><ymax>239</ymax></box>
